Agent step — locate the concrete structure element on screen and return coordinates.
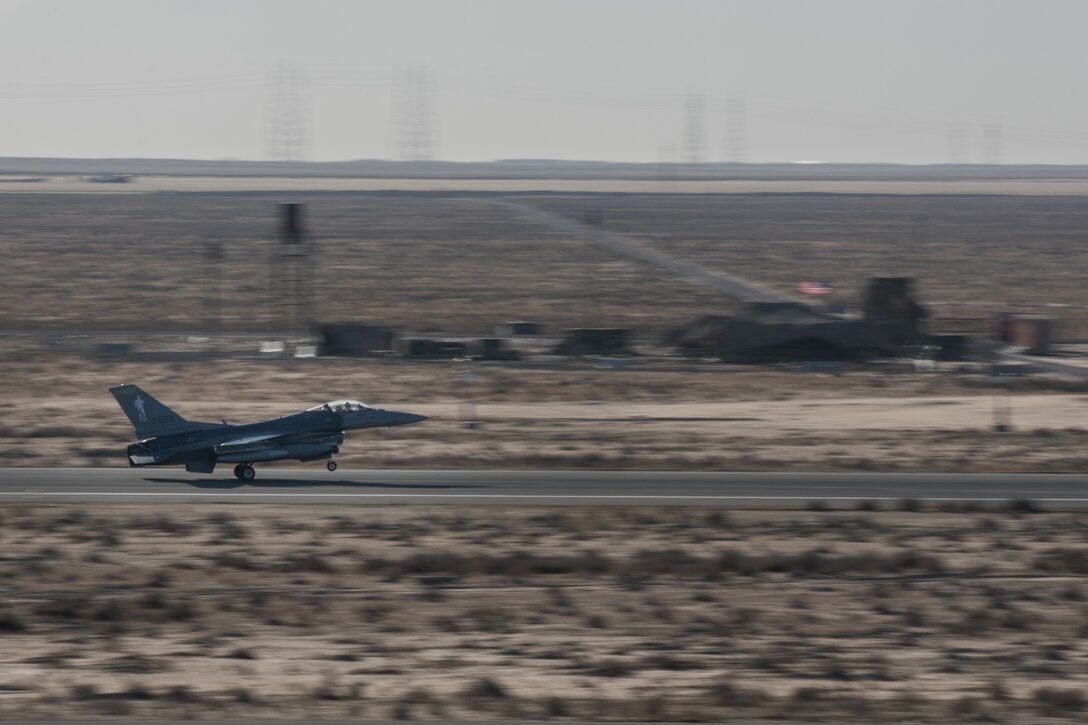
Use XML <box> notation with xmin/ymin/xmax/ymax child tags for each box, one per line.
<box><xmin>862</xmin><ymin>277</ymin><xmax>928</xmax><ymax>341</ymax></box>
<box><xmin>554</xmin><ymin>328</ymin><xmax>633</xmax><ymax>356</ymax></box>
<box><xmin>494</xmin><ymin>321</ymin><xmax>542</xmax><ymax>336</ymax></box>
<box><xmin>467</xmin><ymin>338</ymin><xmax>519</xmax><ymax>361</ymax></box>
<box><xmin>666</xmin><ymin>303</ymin><xmax>909</xmax><ymax>363</ymax></box>
<box><xmin>400</xmin><ymin>338</ymin><xmax>468</xmax><ymax>359</ymax></box>
<box><xmin>319</xmin><ymin>323</ymin><xmax>396</xmax><ymax>356</ymax></box>
<box><xmin>1007</xmin><ymin>315</ymin><xmax>1054</xmax><ymax>355</ymax></box>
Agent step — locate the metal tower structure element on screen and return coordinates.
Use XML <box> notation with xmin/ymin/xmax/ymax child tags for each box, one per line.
<box><xmin>267</xmin><ymin>64</ymin><xmax>307</xmax><ymax>162</ymax></box>
<box><xmin>983</xmin><ymin>123</ymin><xmax>1004</xmax><ymax>165</ymax></box>
<box><xmin>725</xmin><ymin>96</ymin><xmax>749</xmax><ymax>163</ymax></box>
<box><xmin>683</xmin><ymin>93</ymin><xmax>706</xmax><ymax>164</ymax></box>
<box><xmin>947</xmin><ymin>126</ymin><xmax>969</xmax><ymax>164</ymax></box>
<box><xmin>203</xmin><ymin>239</ymin><xmax>222</xmax><ymax>348</ymax></box>
<box><xmin>269</xmin><ymin>203</ymin><xmax>313</xmax><ymax>336</ymax></box>
<box><xmin>394</xmin><ymin>66</ymin><xmax>436</xmax><ymax>161</ymax></box>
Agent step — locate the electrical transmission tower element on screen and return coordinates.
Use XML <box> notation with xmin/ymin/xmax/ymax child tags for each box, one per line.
<box><xmin>683</xmin><ymin>93</ymin><xmax>706</xmax><ymax>164</ymax></box>
<box><xmin>946</xmin><ymin>126</ymin><xmax>969</xmax><ymax>164</ymax></box>
<box><xmin>394</xmin><ymin>66</ymin><xmax>436</xmax><ymax>161</ymax></box>
<box><xmin>983</xmin><ymin>123</ymin><xmax>1004</xmax><ymax>165</ymax></box>
<box><xmin>725</xmin><ymin>96</ymin><xmax>749</xmax><ymax>163</ymax></box>
<box><xmin>267</xmin><ymin>64</ymin><xmax>307</xmax><ymax>161</ymax></box>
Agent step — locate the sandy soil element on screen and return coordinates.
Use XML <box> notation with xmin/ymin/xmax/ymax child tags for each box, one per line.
<box><xmin>4</xmin><ymin>346</ymin><xmax>1088</xmax><ymax>472</ymax></box>
<box><xmin>530</xmin><ymin>194</ymin><xmax>1088</xmax><ymax>337</ymax></box>
<box><xmin>3</xmin><ymin>189</ymin><xmax>1088</xmax><ymax>335</ymax></box>
<box><xmin>415</xmin><ymin>394</ymin><xmax>1088</xmax><ymax>431</ymax></box>
<box><xmin>2</xmin><ymin>503</ymin><xmax>1088</xmax><ymax>721</ymax></box>
<box><xmin>4</xmin><ymin>186</ymin><xmax>1088</xmax><ymax>473</ymax></box>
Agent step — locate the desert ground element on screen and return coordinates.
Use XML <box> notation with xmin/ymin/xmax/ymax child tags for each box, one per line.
<box><xmin>4</xmin><ymin>175</ymin><xmax>1088</xmax><ymax>725</ymax></box>
<box><xmin>4</xmin><ymin>502</ymin><xmax>1088</xmax><ymax>721</ymax></box>
<box><xmin>4</xmin><ymin>342</ymin><xmax>1088</xmax><ymax>472</ymax></box>
<box><xmin>3</xmin><ymin>188</ymin><xmax>1088</xmax><ymax>335</ymax></box>
<box><xmin>3</xmin><ymin>183</ymin><xmax>1088</xmax><ymax>471</ymax></box>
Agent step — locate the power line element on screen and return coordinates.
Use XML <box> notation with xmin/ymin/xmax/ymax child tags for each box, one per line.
<box><xmin>7</xmin><ymin>66</ymin><xmax>1088</xmax><ymax>161</ymax></box>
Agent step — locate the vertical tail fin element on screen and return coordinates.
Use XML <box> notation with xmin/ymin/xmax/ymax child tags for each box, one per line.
<box><xmin>109</xmin><ymin>384</ymin><xmax>193</xmax><ymax>439</ymax></box>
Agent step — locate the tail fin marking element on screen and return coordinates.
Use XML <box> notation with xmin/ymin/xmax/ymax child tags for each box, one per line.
<box><xmin>109</xmin><ymin>384</ymin><xmax>208</xmax><ymax>439</ymax></box>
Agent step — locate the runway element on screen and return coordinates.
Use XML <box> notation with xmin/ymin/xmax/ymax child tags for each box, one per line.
<box><xmin>0</xmin><ymin>468</ymin><xmax>1086</xmax><ymax>506</ymax></box>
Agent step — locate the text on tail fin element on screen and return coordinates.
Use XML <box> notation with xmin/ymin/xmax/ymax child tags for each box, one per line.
<box><xmin>109</xmin><ymin>384</ymin><xmax>192</xmax><ymax>438</ymax></box>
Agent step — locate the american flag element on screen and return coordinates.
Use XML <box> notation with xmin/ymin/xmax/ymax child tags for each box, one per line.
<box><xmin>799</xmin><ymin>280</ymin><xmax>833</xmax><ymax>295</ymax></box>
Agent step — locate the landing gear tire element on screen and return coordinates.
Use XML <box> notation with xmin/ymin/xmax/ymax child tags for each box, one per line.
<box><xmin>234</xmin><ymin>464</ymin><xmax>255</xmax><ymax>481</ymax></box>
<box><xmin>326</xmin><ymin>460</ymin><xmax>338</xmax><ymax>472</ymax></box>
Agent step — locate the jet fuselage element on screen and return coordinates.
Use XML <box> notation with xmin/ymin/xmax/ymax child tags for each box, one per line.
<box><xmin>111</xmin><ymin>385</ymin><xmax>426</xmax><ymax>477</ymax></box>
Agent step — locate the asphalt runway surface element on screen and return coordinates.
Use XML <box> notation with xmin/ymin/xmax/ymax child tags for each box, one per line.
<box><xmin>0</xmin><ymin>721</ymin><xmax>903</xmax><ymax>725</ymax></box>
<box><xmin>0</xmin><ymin>468</ymin><xmax>1086</xmax><ymax>506</ymax></box>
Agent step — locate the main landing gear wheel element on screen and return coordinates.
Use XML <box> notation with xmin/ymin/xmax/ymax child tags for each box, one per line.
<box><xmin>233</xmin><ymin>464</ymin><xmax>256</xmax><ymax>481</ymax></box>
<box><xmin>326</xmin><ymin>460</ymin><xmax>338</xmax><ymax>472</ymax></box>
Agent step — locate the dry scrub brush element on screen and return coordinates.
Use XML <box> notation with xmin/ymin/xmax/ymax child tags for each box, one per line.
<box><xmin>3</xmin><ymin>504</ymin><xmax>1088</xmax><ymax>720</ymax></box>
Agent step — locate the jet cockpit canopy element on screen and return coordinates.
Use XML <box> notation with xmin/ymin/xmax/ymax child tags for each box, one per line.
<box><xmin>307</xmin><ymin>399</ymin><xmax>371</xmax><ymax>413</ymax></box>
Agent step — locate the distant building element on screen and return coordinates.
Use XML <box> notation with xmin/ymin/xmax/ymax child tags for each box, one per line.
<box><xmin>862</xmin><ymin>277</ymin><xmax>927</xmax><ymax>341</ymax></box>
<box><xmin>494</xmin><ymin>321</ymin><xmax>542</xmax><ymax>336</ymax></box>
<box><xmin>399</xmin><ymin>338</ymin><xmax>468</xmax><ymax>359</ymax></box>
<box><xmin>666</xmin><ymin>302</ymin><xmax>911</xmax><ymax>363</ymax></box>
<box><xmin>467</xmin><ymin>338</ymin><xmax>519</xmax><ymax>360</ymax></box>
<box><xmin>319</xmin><ymin>323</ymin><xmax>396</xmax><ymax>356</ymax></box>
<box><xmin>1007</xmin><ymin>315</ymin><xmax>1054</xmax><ymax>355</ymax></box>
<box><xmin>554</xmin><ymin>329</ymin><xmax>633</xmax><ymax>356</ymax></box>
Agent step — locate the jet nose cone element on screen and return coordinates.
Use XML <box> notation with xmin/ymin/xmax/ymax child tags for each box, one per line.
<box><xmin>389</xmin><ymin>411</ymin><xmax>428</xmax><ymax>426</ymax></box>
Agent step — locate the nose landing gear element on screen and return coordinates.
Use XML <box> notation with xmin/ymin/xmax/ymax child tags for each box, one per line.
<box><xmin>326</xmin><ymin>460</ymin><xmax>338</xmax><ymax>472</ymax></box>
<box><xmin>233</xmin><ymin>463</ymin><xmax>256</xmax><ymax>481</ymax></box>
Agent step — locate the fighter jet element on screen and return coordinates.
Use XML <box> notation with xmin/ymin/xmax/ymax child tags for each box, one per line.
<box><xmin>110</xmin><ymin>384</ymin><xmax>427</xmax><ymax>480</ymax></box>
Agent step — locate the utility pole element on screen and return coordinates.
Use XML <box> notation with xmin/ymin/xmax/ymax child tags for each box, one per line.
<box><xmin>203</xmin><ymin>239</ymin><xmax>222</xmax><ymax>352</ymax></box>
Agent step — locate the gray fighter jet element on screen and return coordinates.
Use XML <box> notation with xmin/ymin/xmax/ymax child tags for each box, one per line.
<box><xmin>110</xmin><ymin>384</ymin><xmax>427</xmax><ymax>480</ymax></box>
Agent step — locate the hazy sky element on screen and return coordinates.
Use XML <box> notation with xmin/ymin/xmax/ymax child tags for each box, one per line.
<box><xmin>1</xmin><ymin>0</ymin><xmax>1086</xmax><ymax>163</ymax></box>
